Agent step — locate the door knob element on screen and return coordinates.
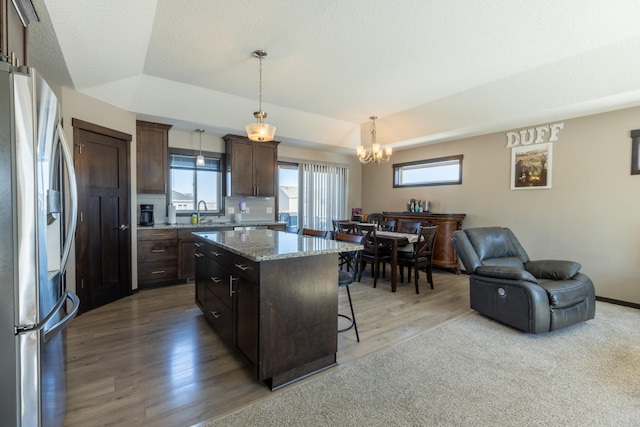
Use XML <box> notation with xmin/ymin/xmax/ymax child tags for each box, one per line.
<box><xmin>114</xmin><ymin>224</ymin><xmax>129</xmax><ymax>231</ymax></box>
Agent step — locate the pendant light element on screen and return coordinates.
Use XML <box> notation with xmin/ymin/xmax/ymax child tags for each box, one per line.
<box><xmin>246</xmin><ymin>49</ymin><xmax>276</xmax><ymax>142</ymax></box>
<box><xmin>196</xmin><ymin>129</ymin><xmax>205</xmax><ymax>166</ymax></box>
<box><xmin>356</xmin><ymin>116</ymin><xmax>392</xmax><ymax>164</ymax></box>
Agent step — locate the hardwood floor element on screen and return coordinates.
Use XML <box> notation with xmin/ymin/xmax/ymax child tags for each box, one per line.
<box><xmin>63</xmin><ymin>269</ymin><xmax>471</xmax><ymax>426</ymax></box>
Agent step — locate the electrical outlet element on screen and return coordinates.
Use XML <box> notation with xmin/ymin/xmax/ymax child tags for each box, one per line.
<box><xmin>245</xmin><ymin>207</ymin><xmax>250</xmax><ymax>213</ymax></box>
<box><xmin>228</xmin><ymin>207</ymin><xmax>234</xmax><ymax>214</ymax></box>
<box><xmin>266</xmin><ymin>207</ymin><xmax>272</xmax><ymax>214</ymax></box>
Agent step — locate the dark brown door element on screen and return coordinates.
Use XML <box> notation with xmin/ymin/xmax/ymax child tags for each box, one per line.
<box><xmin>73</xmin><ymin>119</ymin><xmax>132</xmax><ymax>313</ymax></box>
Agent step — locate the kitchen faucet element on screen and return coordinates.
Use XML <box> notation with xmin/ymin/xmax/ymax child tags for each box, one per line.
<box><xmin>197</xmin><ymin>200</ymin><xmax>207</xmax><ymax>223</ymax></box>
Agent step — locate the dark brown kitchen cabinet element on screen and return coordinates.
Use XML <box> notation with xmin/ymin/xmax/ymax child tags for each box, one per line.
<box><xmin>224</xmin><ymin>134</ymin><xmax>279</xmax><ymax>197</ymax></box>
<box><xmin>136</xmin><ymin>120</ymin><xmax>172</xmax><ymax>194</ymax></box>
<box><xmin>137</xmin><ymin>229</ymin><xmax>178</xmax><ymax>287</ymax></box>
<box><xmin>178</xmin><ymin>227</ymin><xmax>233</xmax><ymax>282</ymax></box>
<box><xmin>1</xmin><ymin>0</ymin><xmax>33</xmax><ymax>67</ymax></box>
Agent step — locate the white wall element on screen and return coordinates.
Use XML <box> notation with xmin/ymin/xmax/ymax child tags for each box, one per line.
<box><xmin>361</xmin><ymin>107</ymin><xmax>640</xmax><ymax>304</ymax></box>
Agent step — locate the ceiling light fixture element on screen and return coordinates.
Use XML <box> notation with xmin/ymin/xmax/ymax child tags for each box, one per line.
<box><xmin>245</xmin><ymin>49</ymin><xmax>276</xmax><ymax>142</ymax></box>
<box><xmin>196</xmin><ymin>129</ymin><xmax>205</xmax><ymax>166</ymax></box>
<box><xmin>357</xmin><ymin>116</ymin><xmax>392</xmax><ymax>164</ymax></box>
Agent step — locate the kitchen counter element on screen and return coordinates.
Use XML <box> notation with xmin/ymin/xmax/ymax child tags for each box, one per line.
<box><xmin>193</xmin><ymin>229</ymin><xmax>361</xmax><ymax>262</ymax></box>
<box><xmin>137</xmin><ymin>221</ymin><xmax>286</xmax><ymax>230</ymax></box>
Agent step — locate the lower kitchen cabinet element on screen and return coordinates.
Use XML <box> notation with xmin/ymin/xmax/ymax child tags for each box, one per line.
<box><xmin>137</xmin><ymin>229</ymin><xmax>178</xmax><ymax>287</ymax></box>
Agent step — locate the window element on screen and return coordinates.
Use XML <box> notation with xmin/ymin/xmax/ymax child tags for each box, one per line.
<box><xmin>300</xmin><ymin>162</ymin><xmax>349</xmax><ymax>230</ymax></box>
<box><xmin>168</xmin><ymin>149</ymin><xmax>223</xmax><ymax>215</ymax></box>
<box><xmin>277</xmin><ymin>162</ymin><xmax>300</xmax><ymax>229</ymax></box>
<box><xmin>393</xmin><ymin>155</ymin><xmax>463</xmax><ymax>188</ymax></box>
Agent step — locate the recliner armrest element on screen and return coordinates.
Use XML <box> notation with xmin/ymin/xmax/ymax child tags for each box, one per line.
<box><xmin>525</xmin><ymin>260</ymin><xmax>581</xmax><ymax>280</ymax></box>
<box><xmin>476</xmin><ymin>265</ymin><xmax>538</xmax><ymax>284</ymax></box>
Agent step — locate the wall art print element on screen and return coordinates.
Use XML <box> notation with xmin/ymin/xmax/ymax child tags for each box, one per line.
<box><xmin>511</xmin><ymin>143</ymin><xmax>552</xmax><ymax>190</ymax></box>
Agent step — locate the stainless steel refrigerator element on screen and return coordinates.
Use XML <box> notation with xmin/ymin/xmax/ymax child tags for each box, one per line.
<box><xmin>0</xmin><ymin>63</ymin><xmax>79</xmax><ymax>426</ymax></box>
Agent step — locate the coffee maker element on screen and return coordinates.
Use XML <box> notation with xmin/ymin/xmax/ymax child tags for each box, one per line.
<box><xmin>139</xmin><ymin>204</ymin><xmax>154</xmax><ymax>226</ymax></box>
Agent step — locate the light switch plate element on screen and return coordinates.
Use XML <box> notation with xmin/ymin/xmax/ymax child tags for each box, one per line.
<box><xmin>266</xmin><ymin>207</ymin><xmax>272</xmax><ymax>214</ymax></box>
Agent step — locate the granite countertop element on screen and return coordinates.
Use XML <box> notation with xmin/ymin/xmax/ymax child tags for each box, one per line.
<box><xmin>193</xmin><ymin>229</ymin><xmax>362</xmax><ymax>262</ymax></box>
<box><xmin>138</xmin><ymin>221</ymin><xmax>286</xmax><ymax>230</ymax></box>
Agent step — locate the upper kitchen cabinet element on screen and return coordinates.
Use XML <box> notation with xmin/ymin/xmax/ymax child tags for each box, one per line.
<box><xmin>136</xmin><ymin>120</ymin><xmax>172</xmax><ymax>194</ymax></box>
<box><xmin>224</xmin><ymin>134</ymin><xmax>279</xmax><ymax>197</ymax></box>
<box><xmin>1</xmin><ymin>0</ymin><xmax>36</xmax><ymax>67</ymax></box>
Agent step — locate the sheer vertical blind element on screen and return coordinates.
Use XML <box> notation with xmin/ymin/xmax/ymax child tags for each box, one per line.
<box><xmin>300</xmin><ymin>162</ymin><xmax>349</xmax><ymax>230</ymax></box>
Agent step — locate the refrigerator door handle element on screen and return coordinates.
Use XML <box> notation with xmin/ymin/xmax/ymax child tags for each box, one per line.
<box><xmin>56</xmin><ymin>122</ymin><xmax>78</xmax><ymax>274</ymax></box>
<box><xmin>43</xmin><ymin>291</ymin><xmax>80</xmax><ymax>342</ymax></box>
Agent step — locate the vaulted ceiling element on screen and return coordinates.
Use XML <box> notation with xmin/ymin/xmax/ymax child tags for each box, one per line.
<box><xmin>27</xmin><ymin>0</ymin><xmax>640</xmax><ymax>151</ymax></box>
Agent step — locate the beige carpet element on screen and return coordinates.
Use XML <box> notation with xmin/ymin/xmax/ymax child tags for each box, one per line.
<box><xmin>205</xmin><ymin>302</ymin><xmax>640</xmax><ymax>426</ymax></box>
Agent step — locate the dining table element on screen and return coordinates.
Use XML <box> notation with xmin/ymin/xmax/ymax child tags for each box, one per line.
<box><xmin>375</xmin><ymin>230</ymin><xmax>420</xmax><ymax>292</ymax></box>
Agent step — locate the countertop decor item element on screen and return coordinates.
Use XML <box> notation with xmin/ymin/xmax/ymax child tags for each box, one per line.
<box><xmin>245</xmin><ymin>50</ymin><xmax>276</xmax><ymax>142</ymax></box>
<box><xmin>357</xmin><ymin>115</ymin><xmax>392</xmax><ymax>164</ymax></box>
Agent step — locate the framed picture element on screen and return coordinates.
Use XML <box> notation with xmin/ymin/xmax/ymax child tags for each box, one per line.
<box><xmin>511</xmin><ymin>143</ymin><xmax>552</xmax><ymax>190</ymax></box>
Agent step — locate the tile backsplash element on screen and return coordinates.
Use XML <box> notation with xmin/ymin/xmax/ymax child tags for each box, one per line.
<box><xmin>137</xmin><ymin>194</ymin><xmax>276</xmax><ymax>224</ymax></box>
<box><xmin>225</xmin><ymin>196</ymin><xmax>276</xmax><ymax>222</ymax></box>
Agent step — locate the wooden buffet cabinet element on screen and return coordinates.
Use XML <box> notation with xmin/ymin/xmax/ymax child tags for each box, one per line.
<box><xmin>383</xmin><ymin>212</ymin><xmax>466</xmax><ymax>273</ymax></box>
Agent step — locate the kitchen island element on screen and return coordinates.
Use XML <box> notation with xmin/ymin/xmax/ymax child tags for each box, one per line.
<box><xmin>193</xmin><ymin>229</ymin><xmax>362</xmax><ymax>390</ymax></box>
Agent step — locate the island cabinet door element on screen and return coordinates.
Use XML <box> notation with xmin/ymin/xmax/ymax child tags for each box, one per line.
<box><xmin>230</xmin><ymin>253</ymin><xmax>260</xmax><ymax>369</ymax></box>
<box><xmin>257</xmin><ymin>254</ymin><xmax>338</xmax><ymax>387</ymax></box>
<box><xmin>234</xmin><ymin>275</ymin><xmax>259</xmax><ymax>368</ymax></box>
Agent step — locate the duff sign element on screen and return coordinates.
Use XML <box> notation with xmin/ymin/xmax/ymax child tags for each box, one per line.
<box><xmin>506</xmin><ymin>122</ymin><xmax>564</xmax><ymax>147</ymax></box>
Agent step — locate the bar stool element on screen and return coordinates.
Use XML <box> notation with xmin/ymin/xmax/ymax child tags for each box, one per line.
<box><xmin>335</xmin><ymin>232</ymin><xmax>363</xmax><ymax>342</ymax></box>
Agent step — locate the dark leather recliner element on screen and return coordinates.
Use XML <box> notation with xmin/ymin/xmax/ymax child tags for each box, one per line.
<box><xmin>451</xmin><ymin>227</ymin><xmax>595</xmax><ymax>333</ymax></box>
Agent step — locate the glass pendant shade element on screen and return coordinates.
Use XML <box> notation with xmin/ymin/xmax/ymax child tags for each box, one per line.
<box><xmin>196</xmin><ymin>129</ymin><xmax>205</xmax><ymax>165</ymax></box>
<box><xmin>246</xmin><ymin>50</ymin><xmax>276</xmax><ymax>142</ymax></box>
<box><xmin>246</xmin><ymin>112</ymin><xmax>276</xmax><ymax>142</ymax></box>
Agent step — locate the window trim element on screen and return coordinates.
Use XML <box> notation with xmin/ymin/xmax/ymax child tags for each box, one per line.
<box><xmin>393</xmin><ymin>155</ymin><xmax>463</xmax><ymax>188</ymax></box>
<box><xmin>168</xmin><ymin>147</ymin><xmax>225</xmax><ymax>216</ymax></box>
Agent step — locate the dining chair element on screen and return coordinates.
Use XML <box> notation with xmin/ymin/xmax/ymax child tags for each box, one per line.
<box><xmin>395</xmin><ymin>220</ymin><xmax>422</xmax><ymax>257</ymax></box>
<box><xmin>367</xmin><ymin>212</ymin><xmax>385</xmax><ymax>225</ymax></box>
<box><xmin>336</xmin><ymin>223</ymin><xmax>359</xmax><ymax>271</ymax></box>
<box><xmin>335</xmin><ymin>232</ymin><xmax>364</xmax><ymax>342</ymax></box>
<box><xmin>397</xmin><ymin>225</ymin><xmax>439</xmax><ymax>293</ymax></box>
<box><xmin>375</xmin><ymin>220</ymin><xmax>396</xmax><ymax>275</ymax></box>
<box><xmin>336</xmin><ymin>221</ymin><xmax>358</xmax><ymax>235</ymax></box>
<box><xmin>377</xmin><ymin>220</ymin><xmax>396</xmax><ymax>231</ymax></box>
<box><xmin>302</xmin><ymin>228</ymin><xmax>328</xmax><ymax>238</ymax></box>
<box><xmin>396</xmin><ymin>221</ymin><xmax>422</xmax><ymax>234</ymax></box>
<box><xmin>356</xmin><ymin>223</ymin><xmax>391</xmax><ymax>288</ymax></box>
<box><xmin>332</xmin><ymin>219</ymin><xmax>351</xmax><ymax>231</ymax></box>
